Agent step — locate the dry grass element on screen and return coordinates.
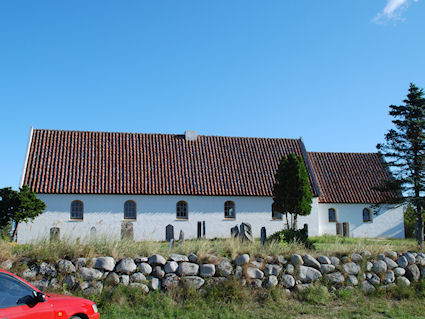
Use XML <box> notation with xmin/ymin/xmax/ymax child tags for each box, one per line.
<box><xmin>0</xmin><ymin>235</ymin><xmax>418</xmax><ymax>264</ymax></box>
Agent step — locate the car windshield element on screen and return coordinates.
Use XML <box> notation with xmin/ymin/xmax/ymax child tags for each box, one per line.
<box><xmin>0</xmin><ymin>273</ymin><xmax>35</xmax><ymax>309</ymax></box>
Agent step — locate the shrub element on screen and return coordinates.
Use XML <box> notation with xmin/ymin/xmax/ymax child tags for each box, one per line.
<box><xmin>268</xmin><ymin>228</ymin><xmax>314</xmax><ymax>249</ymax></box>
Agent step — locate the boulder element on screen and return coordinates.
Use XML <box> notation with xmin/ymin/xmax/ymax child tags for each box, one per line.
<box><xmin>65</xmin><ymin>274</ymin><xmax>77</xmax><ymax>289</ymax></box>
<box><xmin>22</xmin><ymin>269</ymin><xmax>37</xmax><ymax>281</ymax></box>
<box><xmin>403</xmin><ymin>252</ymin><xmax>416</xmax><ymax>264</ymax></box>
<box><xmin>246</xmin><ymin>267</ymin><xmax>264</xmax><ymax>279</ymax></box>
<box><xmin>277</xmin><ymin>255</ymin><xmax>287</xmax><ymax>264</ymax></box>
<box><xmin>366</xmin><ymin>261</ymin><xmax>373</xmax><ymax>272</ymax></box>
<box><xmin>361</xmin><ymin>251</ymin><xmax>372</xmax><ymax>259</ymax></box>
<box><xmin>396</xmin><ymin>256</ymin><xmax>408</xmax><ymax>268</ymax></box>
<box><xmin>290</xmin><ymin>254</ymin><xmax>304</xmax><ymax>266</ymax></box>
<box><xmin>372</xmin><ymin>260</ymin><xmax>387</xmax><ymax>274</ymax></box>
<box><xmin>130</xmin><ymin>272</ymin><xmax>147</xmax><ymax>283</ymax></box>
<box><xmin>264</xmin><ymin>264</ymin><xmax>282</xmax><ymax>276</ymax></box>
<box><xmin>384</xmin><ymin>257</ymin><xmax>398</xmax><ymax>270</ymax></box>
<box><xmin>394</xmin><ymin>267</ymin><xmax>406</xmax><ymax>277</ymax></box>
<box><xmin>235</xmin><ymin>266</ymin><xmax>243</xmax><ymax>278</ymax></box>
<box><xmin>265</xmin><ymin>275</ymin><xmax>278</xmax><ymax>288</ymax></box>
<box><xmin>362</xmin><ymin>281</ymin><xmax>376</xmax><ymax>293</ymax></box>
<box><xmin>39</xmin><ymin>262</ymin><xmax>57</xmax><ymax>277</ymax></box>
<box><xmin>169</xmin><ymin>254</ymin><xmax>189</xmax><ymax>262</ymax></box>
<box><xmin>138</xmin><ymin>263</ymin><xmax>153</xmax><ymax>275</ymax></box>
<box><xmin>75</xmin><ymin>258</ymin><xmax>87</xmax><ymax>269</ymax></box>
<box><xmin>83</xmin><ymin>281</ymin><xmax>103</xmax><ymax>295</ymax></box>
<box><xmin>78</xmin><ymin>267</ymin><xmax>103</xmax><ymax>281</ymax></box>
<box><xmin>135</xmin><ymin>256</ymin><xmax>148</xmax><ymax>263</ymax></box>
<box><xmin>303</xmin><ymin>255</ymin><xmax>321</xmax><ymax>270</ymax></box>
<box><xmin>250</xmin><ymin>279</ymin><xmax>263</xmax><ymax>289</ymax></box>
<box><xmin>152</xmin><ymin>266</ymin><xmax>165</xmax><ymax>279</ymax></box>
<box><xmin>346</xmin><ymin>275</ymin><xmax>358</xmax><ymax>286</ymax></box>
<box><xmin>0</xmin><ymin>259</ymin><xmax>13</xmax><ymax>270</ymax></box>
<box><xmin>200</xmin><ymin>264</ymin><xmax>215</xmax><ymax>278</ymax></box>
<box><xmin>57</xmin><ymin>259</ymin><xmax>76</xmax><ymax>274</ymax></box>
<box><xmin>384</xmin><ymin>271</ymin><xmax>395</xmax><ymax>284</ymax></box>
<box><xmin>297</xmin><ymin>266</ymin><xmax>322</xmax><ymax>283</ymax></box>
<box><xmin>181</xmin><ymin>276</ymin><xmax>205</xmax><ymax>289</ymax></box>
<box><xmin>330</xmin><ymin>256</ymin><xmax>340</xmax><ymax>267</ymax></box>
<box><xmin>116</xmin><ymin>257</ymin><xmax>137</xmax><ymax>274</ymax></box>
<box><xmin>217</xmin><ymin>258</ymin><xmax>233</xmax><ymax>277</ymax></box>
<box><xmin>286</xmin><ymin>264</ymin><xmax>295</xmax><ymax>274</ymax></box>
<box><xmin>397</xmin><ymin>276</ymin><xmax>410</xmax><ymax>287</ymax></box>
<box><xmin>164</xmin><ymin>261</ymin><xmax>178</xmax><ymax>274</ymax></box>
<box><xmin>351</xmin><ymin>254</ymin><xmax>363</xmax><ymax>263</ymax></box>
<box><xmin>188</xmin><ymin>253</ymin><xmax>198</xmax><ymax>263</ymax></box>
<box><xmin>317</xmin><ymin>256</ymin><xmax>331</xmax><ymax>264</ymax></box>
<box><xmin>92</xmin><ymin>257</ymin><xmax>115</xmax><ymax>272</ymax></box>
<box><xmin>148</xmin><ymin>254</ymin><xmax>167</xmax><ymax>266</ymax></box>
<box><xmin>235</xmin><ymin>254</ymin><xmax>250</xmax><ymax>266</ymax></box>
<box><xmin>120</xmin><ymin>275</ymin><xmax>130</xmax><ymax>286</ymax></box>
<box><xmin>342</xmin><ymin>262</ymin><xmax>360</xmax><ymax>275</ymax></box>
<box><xmin>149</xmin><ymin>277</ymin><xmax>160</xmax><ymax>290</ymax></box>
<box><xmin>31</xmin><ymin>278</ymin><xmax>50</xmax><ymax>291</ymax></box>
<box><xmin>324</xmin><ymin>272</ymin><xmax>344</xmax><ymax>284</ymax></box>
<box><xmin>105</xmin><ymin>272</ymin><xmax>120</xmax><ymax>285</ymax></box>
<box><xmin>177</xmin><ymin>262</ymin><xmax>199</xmax><ymax>276</ymax></box>
<box><xmin>385</xmin><ymin>251</ymin><xmax>398</xmax><ymax>260</ymax></box>
<box><xmin>369</xmin><ymin>274</ymin><xmax>380</xmax><ymax>286</ymax></box>
<box><xmin>405</xmin><ymin>264</ymin><xmax>420</xmax><ymax>282</ymax></box>
<box><xmin>320</xmin><ymin>264</ymin><xmax>335</xmax><ymax>274</ymax></box>
<box><xmin>281</xmin><ymin>274</ymin><xmax>295</xmax><ymax>288</ymax></box>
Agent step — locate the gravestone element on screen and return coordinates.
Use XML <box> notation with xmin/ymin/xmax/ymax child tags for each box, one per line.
<box><xmin>303</xmin><ymin>224</ymin><xmax>309</xmax><ymax>236</ymax></box>
<box><xmin>239</xmin><ymin>223</ymin><xmax>253</xmax><ymax>243</ymax></box>
<box><xmin>336</xmin><ymin>223</ymin><xmax>343</xmax><ymax>236</ymax></box>
<box><xmin>342</xmin><ymin>222</ymin><xmax>350</xmax><ymax>238</ymax></box>
<box><xmin>178</xmin><ymin>230</ymin><xmax>185</xmax><ymax>245</ymax></box>
<box><xmin>166</xmin><ymin>224</ymin><xmax>174</xmax><ymax>242</ymax></box>
<box><xmin>50</xmin><ymin>227</ymin><xmax>60</xmax><ymax>241</ymax></box>
<box><xmin>202</xmin><ymin>221</ymin><xmax>206</xmax><ymax>238</ymax></box>
<box><xmin>121</xmin><ymin>222</ymin><xmax>134</xmax><ymax>240</ymax></box>
<box><xmin>197</xmin><ymin>222</ymin><xmax>202</xmax><ymax>239</ymax></box>
<box><xmin>231</xmin><ymin>225</ymin><xmax>239</xmax><ymax>238</ymax></box>
<box><xmin>260</xmin><ymin>227</ymin><xmax>267</xmax><ymax>245</ymax></box>
<box><xmin>90</xmin><ymin>226</ymin><xmax>97</xmax><ymax>238</ymax></box>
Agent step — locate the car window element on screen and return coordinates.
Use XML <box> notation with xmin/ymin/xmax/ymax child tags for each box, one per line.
<box><xmin>0</xmin><ymin>273</ymin><xmax>35</xmax><ymax>309</ymax></box>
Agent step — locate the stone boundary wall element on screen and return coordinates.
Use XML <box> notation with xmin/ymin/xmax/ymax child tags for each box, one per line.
<box><xmin>1</xmin><ymin>251</ymin><xmax>424</xmax><ymax>295</ymax></box>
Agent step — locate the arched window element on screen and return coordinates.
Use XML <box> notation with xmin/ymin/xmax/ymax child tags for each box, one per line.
<box><xmin>272</xmin><ymin>203</ymin><xmax>282</xmax><ymax>220</ymax></box>
<box><xmin>124</xmin><ymin>200</ymin><xmax>137</xmax><ymax>220</ymax></box>
<box><xmin>70</xmin><ymin>200</ymin><xmax>83</xmax><ymax>220</ymax></box>
<box><xmin>224</xmin><ymin>201</ymin><xmax>236</xmax><ymax>219</ymax></box>
<box><xmin>176</xmin><ymin>201</ymin><xmax>188</xmax><ymax>219</ymax></box>
<box><xmin>363</xmin><ymin>208</ymin><xmax>372</xmax><ymax>222</ymax></box>
<box><xmin>328</xmin><ymin>208</ymin><xmax>337</xmax><ymax>222</ymax></box>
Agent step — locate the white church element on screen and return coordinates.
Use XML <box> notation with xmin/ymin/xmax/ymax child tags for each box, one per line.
<box><xmin>17</xmin><ymin>128</ymin><xmax>405</xmax><ymax>243</ymax></box>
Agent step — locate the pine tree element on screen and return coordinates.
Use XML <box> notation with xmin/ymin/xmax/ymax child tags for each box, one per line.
<box><xmin>273</xmin><ymin>153</ymin><xmax>312</xmax><ymax>230</ymax></box>
<box><xmin>377</xmin><ymin>83</ymin><xmax>425</xmax><ymax>246</ymax></box>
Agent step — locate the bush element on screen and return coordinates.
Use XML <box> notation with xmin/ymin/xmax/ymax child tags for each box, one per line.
<box><xmin>268</xmin><ymin>228</ymin><xmax>314</xmax><ymax>249</ymax></box>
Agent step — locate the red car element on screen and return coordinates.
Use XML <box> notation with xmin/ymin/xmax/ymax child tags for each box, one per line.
<box><xmin>0</xmin><ymin>268</ymin><xmax>100</xmax><ymax>319</ymax></box>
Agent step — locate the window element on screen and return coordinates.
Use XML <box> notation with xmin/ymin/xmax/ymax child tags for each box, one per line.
<box><xmin>124</xmin><ymin>200</ymin><xmax>137</xmax><ymax>220</ymax></box>
<box><xmin>224</xmin><ymin>201</ymin><xmax>236</xmax><ymax>219</ymax></box>
<box><xmin>70</xmin><ymin>200</ymin><xmax>83</xmax><ymax>220</ymax></box>
<box><xmin>328</xmin><ymin>208</ymin><xmax>337</xmax><ymax>222</ymax></box>
<box><xmin>176</xmin><ymin>201</ymin><xmax>188</xmax><ymax>219</ymax></box>
<box><xmin>0</xmin><ymin>273</ymin><xmax>35</xmax><ymax>309</ymax></box>
<box><xmin>272</xmin><ymin>203</ymin><xmax>282</xmax><ymax>220</ymax></box>
<box><xmin>363</xmin><ymin>208</ymin><xmax>372</xmax><ymax>222</ymax></box>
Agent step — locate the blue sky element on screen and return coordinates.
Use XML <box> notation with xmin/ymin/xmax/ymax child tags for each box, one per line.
<box><xmin>1</xmin><ymin>0</ymin><xmax>424</xmax><ymax>189</ymax></box>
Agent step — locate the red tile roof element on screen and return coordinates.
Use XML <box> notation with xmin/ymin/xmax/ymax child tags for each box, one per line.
<box><xmin>23</xmin><ymin>129</ymin><xmax>320</xmax><ymax>197</ymax></box>
<box><xmin>307</xmin><ymin>152</ymin><xmax>398</xmax><ymax>204</ymax></box>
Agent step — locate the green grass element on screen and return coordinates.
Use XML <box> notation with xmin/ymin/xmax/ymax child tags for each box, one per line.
<box><xmin>0</xmin><ymin>235</ymin><xmax>418</xmax><ymax>264</ymax></box>
<box><xmin>86</xmin><ymin>281</ymin><xmax>425</xmax><ymax>319</ymax></box>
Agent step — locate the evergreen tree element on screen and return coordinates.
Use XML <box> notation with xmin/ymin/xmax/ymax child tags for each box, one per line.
<box><xmin>377</xmin><ymin>83</ymin><xmax>425</xmax><ymax>246</ymax></box>
<box><xmin>273</xmin><ymin>153</ymin><xmax>312</xmax><ymax>230</ymax></box>
<box><xmin>0</xmin><ymin>186</ymin><xmax>46</xmax><ymax>241</ymax></box>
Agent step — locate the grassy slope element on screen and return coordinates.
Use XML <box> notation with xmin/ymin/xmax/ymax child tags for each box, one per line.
<box><xmin>92</xmin><ymin>281</ymin><xmax>425</xmax><ymax>319</ymax></box>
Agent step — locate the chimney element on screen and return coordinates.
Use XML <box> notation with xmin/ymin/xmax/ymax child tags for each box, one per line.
<box><xmin>185</xmin><ymin>130</ymin><xmax>197</xmax><ymax>141</ymax></box>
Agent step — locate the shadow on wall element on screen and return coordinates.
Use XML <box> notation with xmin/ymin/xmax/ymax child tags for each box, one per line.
<box><xmin>378</xmin><ymin>224</ymin><xmax>405</xmax><ymax>238</ymax></box>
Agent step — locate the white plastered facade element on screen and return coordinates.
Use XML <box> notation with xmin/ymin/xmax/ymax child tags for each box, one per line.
<box><xmin>17</xmin><ymin>194</ymin><xmax>404</xmax><ymax>243</ymax></box>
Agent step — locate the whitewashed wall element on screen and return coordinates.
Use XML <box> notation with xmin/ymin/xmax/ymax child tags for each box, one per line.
<box><xmin>17</xmin><ymin>195</ymin><xmax>320</xmax><ymax>243</ymax></box>
<box><xmin>317</xmin><ymin>203</ymin><xmax>405</xmax><ymax>238</ymax></box>
<box><xmin>17</xmin><ymin>194</ymin><xmax>403</xmax><ymax>243</ymax></box>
